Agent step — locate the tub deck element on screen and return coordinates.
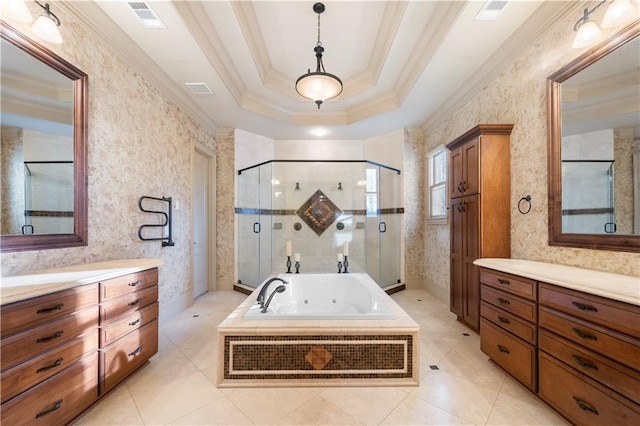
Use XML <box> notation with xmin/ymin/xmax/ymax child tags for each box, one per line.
<box><xmin>217</xmin><ymin>284</ymin><xmax>419</xmax><ymax>388</ymax></box>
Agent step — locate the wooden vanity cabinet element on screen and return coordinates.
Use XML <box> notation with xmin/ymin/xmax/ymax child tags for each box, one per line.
<box><xmin>98</xmin><ymin>268</ymin><xmax>159</xmax><ymax>394</ymax></box>
<box><xmin>480</xmin><ymin>269</ymin><xmax>537</xmax><ymax>391</ymax></box>
<box><xmin>0</xmin><ymin>284</ymin><xmax>99</xmax><ymax>424</ymax></box>
<box><xmin>447</xmin><ymin>125</ymin><xmax>512</xmax><ymax>331</ymax></box>
<box><xmin>538</xmin><ymin>283</ymin><xmax>640</xmax><ymax>424</ymax></box>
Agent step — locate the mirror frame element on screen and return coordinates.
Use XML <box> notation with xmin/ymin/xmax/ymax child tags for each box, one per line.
<box><xmin>1</xmin><ymin>22</ymin><xmax>88</xmax><ymax>252</ymax></box>
<box><xmin>547</xmin><ymin>20</ymin><xmax>640</xmax><ymax>253</ymax></box>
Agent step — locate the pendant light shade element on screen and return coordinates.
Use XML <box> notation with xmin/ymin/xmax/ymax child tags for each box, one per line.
<box><xmin>1</xmin><ymin>0</ymin><xmax>33</xmax><ymax>23</ymax></box>
<box><xmin>295</xmin><ymin>3</ymin><xmax>343</xmax><ymax>109</ymax></box>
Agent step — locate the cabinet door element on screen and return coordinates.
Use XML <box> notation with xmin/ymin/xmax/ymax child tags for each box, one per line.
<box><xmin>462</xmin><ymin>195</ymin><xmax>480</xmax><ymax>329</ymax></box>
<box><xmin>461</xmin><ymin>138</ymin><xmax>479</xmax><ymax>195</ymax></box>
<box><xmin>449</xmin><ymin>146</ymin><xmax>464</xmax><ymax>199</ymax></box>
<box><xmin>450</xmin><ymin>198</ymin><xmax>464</xmax><ymax>317</ymax></box>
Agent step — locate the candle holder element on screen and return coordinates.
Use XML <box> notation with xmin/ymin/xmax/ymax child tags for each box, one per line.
<box><xmin>286</xmin><ymin>256</ymin><xmax>292</xmax><ymax>273</ymax></box>
<box><xmin>337</xmin><ymin>261</ymin><xmax>343</xmax><ymax>273</ymax></box>
<box><xmin>343</xmin><ymin>255</ymin><xmax>349</xmax><ymax>273</ymax></box>
<box><xmin>295</xmin><ymin>261</ymin><xmax>300</xmax><ymax>273</ymax></box>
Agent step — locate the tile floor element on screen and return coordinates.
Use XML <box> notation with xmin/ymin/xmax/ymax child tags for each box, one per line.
<box><xmin>74</xmin><ymin>289</ymin><xmax>569</xmax><ymax>425</ymax></box>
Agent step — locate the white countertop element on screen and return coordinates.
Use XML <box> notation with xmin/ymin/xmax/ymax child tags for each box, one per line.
<box><xmin>474</xmin><ymin>258</ymin><xmax>640</xmax><ymax>306</ymax></box>
<box><xmin>0</xmin><ymin>259</ymin><xmax>164</xmax><ymax>306</ymax></box>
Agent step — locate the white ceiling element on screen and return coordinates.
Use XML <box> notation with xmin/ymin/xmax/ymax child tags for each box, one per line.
<box><xmin>67</xmin><ymin>1</ymin><xmax>576</xmax><ymax>140</ymax></box>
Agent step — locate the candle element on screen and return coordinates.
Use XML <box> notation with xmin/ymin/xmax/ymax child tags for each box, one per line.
<box><xmin>286</xmin><ymin>241</ymin><xmax>292</xmax><ymax>256</ymax></box>
<box><xmin>338</xmin><ymin>253</ymin><xmax>343</xmax><ymax>262</ymax></box>
<box><xmin>343</xmin><ymin>242</ymin><xmax>349</xmax><ymax>256</ymax></box>
<box><xmin>294</xmin><ymin>253</ymin><xmax>300</xmax><ymax>262</ymax></box>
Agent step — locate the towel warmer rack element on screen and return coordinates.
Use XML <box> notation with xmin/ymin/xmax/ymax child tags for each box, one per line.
<box><xmin>138</xmin><ymin>195</ymin><xmax>175</xmax><ymax>247</ymax></box>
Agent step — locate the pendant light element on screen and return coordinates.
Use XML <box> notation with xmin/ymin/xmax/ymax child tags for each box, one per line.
<box><xmin>1</xmin><ymin>0</ymin><xmax>33</xmax><ymax>23</ymax></box>
<box><xmin>295</xmin><ymin>2</ymin><xmax>343</xmax><ymax>109</ymax></box>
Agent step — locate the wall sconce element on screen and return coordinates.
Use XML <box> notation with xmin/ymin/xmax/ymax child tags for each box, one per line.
<box><xmin>1</xmin><ymin>0</ymin><xmax>34</xmax><ymax>22</ymax></box>
<box><xmin>572</xmin><ymin>0</ymin><xmax>637</xmax><ymax>48</ymax></box>
<box><xmin>32</xmin><ymin>1</ymin><xmax>63</xmax><ymax>44</ymax></box>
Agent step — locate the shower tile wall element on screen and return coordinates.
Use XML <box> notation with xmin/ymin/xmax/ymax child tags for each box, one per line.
<box><xmin>271</xmin><ymin>162</ymin><xmax>367</xmax><ymax>275</ymax></box>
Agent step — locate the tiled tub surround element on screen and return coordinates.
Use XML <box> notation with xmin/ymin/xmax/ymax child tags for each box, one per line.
<box><xmin>218</xmin><ymin>274</ymin><xmax>419</xmax><ymax>387</ymax></box>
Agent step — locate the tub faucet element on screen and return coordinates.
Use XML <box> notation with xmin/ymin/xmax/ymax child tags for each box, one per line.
<box><xmin>257</xmin><ymin>277</ymin><xmax>287</xmax><ymax>310</ymax></box>
<box><xmin>261</xmin><ymin>285</ymin><xmax>286</xmax><ymax>313</ymax></box>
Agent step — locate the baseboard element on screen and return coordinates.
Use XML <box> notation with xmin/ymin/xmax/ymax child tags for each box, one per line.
<box><xmin>383</xmin><ymin>283</ymin><xmax>406</xmax><ymax>295</ymax></box>
<box><xmin>234</xmin><ymin>283</ymin><xmax>255</xmax><ymax>295</ymax></box>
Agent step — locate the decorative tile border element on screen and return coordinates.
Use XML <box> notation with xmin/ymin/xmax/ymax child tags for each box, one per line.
<box><xmin>222</xmin><ymin>334</ymin><xmax>414</xmax><ymax>381</ymax></box>
<box><xmin>235</xmin><ymin>208</ymin><xmax>404</xmax><ymax>215</ymax></box>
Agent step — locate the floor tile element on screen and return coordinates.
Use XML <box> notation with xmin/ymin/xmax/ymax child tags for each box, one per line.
<box><xmin>380</xmin><ymin>393</ymin><xmax>472</xmax><ymax>425</ymax></box>
<box><xmin>226</xmin><ymin>387</ymin><xmax>318</xmax><ymax>424</ymax></box>
<box><xmin>320</xmin><ymin>386</ymin><xmax>408</xmax><ymax>426</ymax></box>
<box><xmin>274</xmin><ymin>394</ymin><xmax>363</xmax><ymax>425</ymax></box>
<box><xmin>168</xmin><ymin>397</ymin><xmax>253</xmax><ymax>425</ymax></box>
<box><xmin>72</xmin><ymin>384</ymin><xmax>143</xmax><ymax>425</ymax></box>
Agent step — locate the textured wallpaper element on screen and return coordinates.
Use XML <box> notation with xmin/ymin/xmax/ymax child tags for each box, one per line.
<box><xmin>0</xmin><ymin>6</ymin><xmax>217</xmax><ymax>314</ymax></box>
<box><xmin>423</xmin><ymin>9</ymin><xmax>640</xmax><ymax>285</ymax></box>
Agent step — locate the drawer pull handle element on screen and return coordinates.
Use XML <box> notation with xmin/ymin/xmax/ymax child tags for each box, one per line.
<box><xmin>497</xmin><ymin>298</ymin><xmax>510</xmax><ymax>305</ymax></box>
<box><xmin>35</xmin><ymin>399</ymin><xmax>63</xmax><ymax>418</ymax></box>
<box><xmin>36</xmin><ymin>357</ymin><xmax>63</xmax><ymax>373</ymax></box>
<box><xmin>128</xmin><ymin>346</ymin><xmax>142</xmax><ymax>357</ymax></box>
<box><xmin>128</xmin><ymin>299</ymin><xmax>142</xmax><ymax>306</ymax></box>
<box><xmin>36</xmin><ymin>303</ymin><xmax>64</xmax><ymax>314</ymax></box>
<box><xmin>497</xmin><ymin>316</ymin><xmax>510</xmax><ymax>324</ymax></box>
<box><xmin>457</xmin><ymin>182</ymin><xmax>464</xmax><ymax>193</ymax></box>
<box><xmin>129</xmin><ymin>280</ymin><xmax>142</xmax><ymax>287</ymax></box>
<box><xmin>497</xmin><ymin>279</ymin><xmax>510</xmax><ymax>286</ymax></box>
<box><xmin>129</xmin><ymin>318</ymin><xmax>142</xmax><ymax>326</ymax></box>
<box><xmin>37</xmin><ymin>330</ymin><xmax>63</xmax><ymax>343</ymax></box>
<box><xmin>571</xmin><ymin>301</ymin><xmax>598</xmax><ymax>312</ymax></box>
<box><xmin>572</xmin><ymin>355</ymin><xmax>598</xmax><ymax>370</ymax></box>
<box><xmin>497</xmin><ymin>345</ymin><xmax>510</xmax><ymax>354</ymax></box>
<box><xmin>573</xmin><ymin>397</ymin><xmax>599</xmax><ymax>415</ymax></box>
<box><xmin>572</xmin><ymin>328</ymin><xmax>597</xmax><ymax>341</ymax></box>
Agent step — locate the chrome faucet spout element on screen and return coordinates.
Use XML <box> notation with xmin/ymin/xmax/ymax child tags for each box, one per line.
<box><xmin>261</xmin><ymin>285</ymin><xmax>286</xmax><ymax>313</ymax></box>
<box><xmin>257</xmin><ymin>277</ymin><xmax>288</xmax><ymax>310</ymax></box>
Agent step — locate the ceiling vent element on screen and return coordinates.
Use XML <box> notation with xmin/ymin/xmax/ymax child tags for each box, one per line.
<box><xmin>185</xmin><ymin>83</ymin><xmax>213</xmax><ymax>96</ymax></box>
<box><xmin>127</xmin><ymin>1</ymin><xmax>166</xmax><ymax>29</ymax></box>
<box><xmin>475</xmin><ymin>1</ymin><xmax>509</xmax><ymax>21</ymax></box>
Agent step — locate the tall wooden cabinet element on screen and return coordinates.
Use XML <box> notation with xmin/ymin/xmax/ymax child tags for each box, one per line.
<box><xmin>446</xmin><ymin>124</ymin><xmax>512</xmax><ymax>331</ymax></box>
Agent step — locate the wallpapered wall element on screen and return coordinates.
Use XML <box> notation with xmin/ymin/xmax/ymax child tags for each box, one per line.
<box><xmin>422</xmin><ymin>9</ymin><xmax>640</xmax><ymax>300</ymax></box>
<box><xmin>0</xmin><ymin>6</ymin><xmax>217</xmax><ymax>319</ymax></box>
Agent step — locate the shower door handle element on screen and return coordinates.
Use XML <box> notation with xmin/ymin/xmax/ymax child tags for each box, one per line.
<box><xmin>379</xmin><ymin>222</ymin><xmax>387</xmax><ymax>233</ymax></box>
<box><xmin>604</xmin><ymin>222</ymin><xmax>616</xmax><ymax>234</ymax></box>
<box><xmin>253</xmin><ymin>223</ymin><xmax>261</xmax><ymax>233</ymax></box>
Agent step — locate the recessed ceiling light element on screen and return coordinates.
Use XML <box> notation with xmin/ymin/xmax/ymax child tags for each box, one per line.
<box><xmin>128</xmin><ymin>1</ymin><xmax>166</xmax><ymax>29</ymax></box>
<box><xmin>185</xmin><ymin>82</ymin><xmax>213</xmax><ymax>96</ymax></box>
<box><xmin>311</xmin><ymin>128</ymin><xmax>329</xmax><ymax>137</ymax></box>
<box><xmin>475</xmin><ymin>0</ymin><xmax>509</xmax><ymax>21</ymax></box>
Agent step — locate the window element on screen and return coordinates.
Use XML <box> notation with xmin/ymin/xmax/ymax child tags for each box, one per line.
<box><xmin>427</xmin><ymin>146</ymin><xmax>448</xmax><ymax>223</ymax></box>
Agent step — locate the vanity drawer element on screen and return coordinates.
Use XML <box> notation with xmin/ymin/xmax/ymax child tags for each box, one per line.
<box><xmin>480</xmin><ymin>318</ymin><xmax>536</xmax><ymax>390</ymax></box>
<box><xmin>100</xmin><ymin>302</ymin><xmax>158</xmax><ymax>346</ymax></box>
<box><xmin>539</xmin><ymin>283</ymin><xmax>640</xmax><ymax>339</ymax></box>
<box><xmin>99</xmin><ymin>286</ymin><xmax>158</xmax><ymax>324</ymax></box>
<box><xmin>539</xmin><ymin>351</ymin><xmax>640</xmax><ymax>426</ymax></box>
<box><xmin>0</xmin><ymin>353</ymin><xmax>98</xmax><ymax>426</ymax></box>
<box><xmin>99</xmin><ymin>319</ymin><xmax>158</xmax><ymax>394</ymax></box>
<box><xmin>481</xmin><ymin>286</ymin><xmax>537</xmax><ymax>322</ymax></box>
<box><xmin>481</xmin><ymin>301</ymin><xmax>536</xmax><ymax>344</ymax></box>
<box><xmin>480</xmin><ymin>270</ymin><xmax>536</xmax><ymax>301</ymax></box>
<box><xmin>539</xmin><ymin>306</ymin><xmax>640</xmax><ymax>371</ymax></box>
<box><xmin>1</xmin><ymin>306</ymin><xmax>98</xmax><ymax>371</ymax></box>
<box><xmin>539</xmin><ymin>329</ymin><xmax>640</xmax><ymax>404</ymax></box>
<box><xmin>1</xmin><ymin>284</ymin><xmax>98</xmax><ymax>338</ymax></box>
<box><xmin>1</xmin><ymin>330</ymin><xmax>98</xmax><ymax>404</ymax></box>
<box><xmin>100</xmin><ymin>268</ymin><xmax>158</xmax><ymax>301</ymax></box>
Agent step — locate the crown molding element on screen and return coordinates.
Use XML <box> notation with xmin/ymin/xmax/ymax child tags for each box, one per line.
<box><xmin>58</xmin><ymin>0</ymin><xmax>218</xmax><ymax>133</ymax></box>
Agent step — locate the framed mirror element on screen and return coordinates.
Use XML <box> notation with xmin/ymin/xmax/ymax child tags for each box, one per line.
<box><xmin>1</xmin><ymin>22</ymin><xmax>88</xmax><ymax>252</ymax></box>
<box><xmin>548</xmin><ymin>21</ymin><xmax>639</xmax><ymax>253</ymax></box>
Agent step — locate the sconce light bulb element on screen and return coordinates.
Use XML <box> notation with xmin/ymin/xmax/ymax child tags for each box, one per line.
<box><xmin>32</xmin><ymin>14</ymin><xmax>63</xmax><ymax>44</ymax></box>
<box><xmin>572</xmin><ymin>20</ymin><xmax>602</xmax><ymax>48</ymax></box>
<box><xmin>2</xmin><ymin>0</ymin><xmax>34</xmax><ymax>23</ymax></box>
<box><xmin>601</xmin><ymin>0</ymin><xmax>636</xmax><ymax>29</ymax></box>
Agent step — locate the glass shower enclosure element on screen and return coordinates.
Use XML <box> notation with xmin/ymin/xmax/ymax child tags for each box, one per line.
<box><xmin>236</xmin><ymin>160</ymin><xmax>402</xmax><ymax>288</ymax></box>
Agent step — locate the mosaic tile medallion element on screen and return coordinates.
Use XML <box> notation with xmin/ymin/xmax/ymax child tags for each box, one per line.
<box><xmin>305</xmin><ymin>345</ymin><xmax>333</xmax><ymax>370</ymax></box>
<box><xmin>296</xmin><ymin>189</ymin><xmax>342</xmax><ymax>236</ymax></box>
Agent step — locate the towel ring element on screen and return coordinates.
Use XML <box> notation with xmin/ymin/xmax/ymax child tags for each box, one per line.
<box><xmin>518</xmin><ymin>195</ymin><xmax>532</xmax><ymax>215</ymax></box>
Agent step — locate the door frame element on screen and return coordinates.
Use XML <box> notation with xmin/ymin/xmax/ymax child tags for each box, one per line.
<box><xmin>191</xmin><ymin>142</ymin><xmax>217</xmax><ymax>296</ymax></box>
